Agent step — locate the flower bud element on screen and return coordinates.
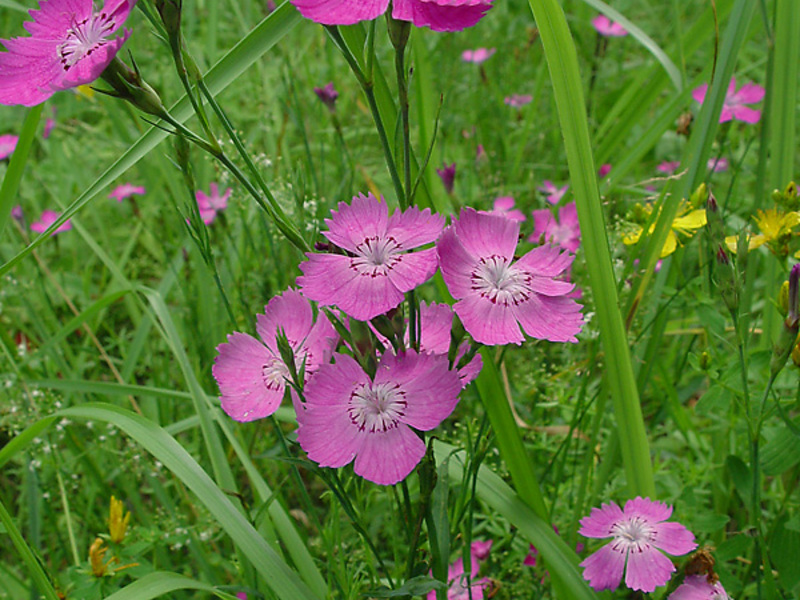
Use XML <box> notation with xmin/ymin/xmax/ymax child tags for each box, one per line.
<box><xmin>387</xmin><ymin>15</ymin><xmax>411</xmax><ymax>51</ymax></box>
<box><xmin>108</xmin><ymin>496</ymin><xmax>131</xmax><ymax>544</ymax></box>
<box><xmin>771</xmin><ymin>264</ymin><xmax>800</xmax><ymax>376</ymax></box>
<box><xmin>100</xmin><ymin>57</ymin><xmax>167</xmax><ymax>119</ymax></box>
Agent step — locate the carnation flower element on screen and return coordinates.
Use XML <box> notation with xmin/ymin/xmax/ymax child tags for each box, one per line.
<box><xmin>531</xmin><ymin>202</ymin><xmax>581</xmax><ymax>253</ymax></box>
<box><xmin>108</xmin><ymin>183</ymin><xmax>146</xmax><ymax>202</ymax></box>
<box><xmin>30</xmin><ymin>209</ymin><xmax>71</xmax><ymax>235</ymax></box>
<box><xmin>213</xmin><ymin>289</ymin><xmax>337</xmax><ymax>422</ymax></box>
<box><xmin>196</xmin><ymin>182</ymin><xmax>231</xmax><ymax>225</ymax></box>
<box><xmin>579</xmin><ymin>497</ymin><xmax>697</xmax><ymax>593</ymax></box>
<box><xmin>708</xmin><ymin>157</ymin><xmax>729</xmax><ymax>172</ymax></box>
<box><xmin>427</xmin><ymin>540</ymin><xmax>493</xmax><ymax>600</ymax></box>
<box><xmin>592</xmin><ymin>14</ymin><xmax>628</xmax><ymax>37</ymax></box>
<box><xmin>0</xmin><ymin>134</ymin><xmax>18</xmax><ymax>160</ymax></box>
<box><xmin>298</xmin><ymin>193</ymin><xmax>444</xmax><ymax>321</ymax></box>
<box><xmin>296</xmin><ymin>350</ymin><xmax>461</xmax><ymax>485</ymax></box>
<box><xmin>437</xmin><ymin>208</ymin><xmax>583</xmax><ymax>346</ymax></box>
<box><xmin>483</xmin><ymin>196</ymin><xmax>526</xmax><ymax>223</ymax></box>
<box><xmin>437</xmin><ymin>162</ymin><xmax>456</xmax><ymax>194</ymax></box>
<box><xmin>0</xmin><ymin>0</ymin><xmax>137</xmax><ymax>106</ymax></box>
<box><xmin>692</xmin><ymin>77</ymin><xmax>765</xmax><ymax>124</ymax></box>
<box><xmin>504</xmin><ymin>94</ymin><xmax>532</xmax><ymax>108</ymax></box>
<box><xmin>669</xmin><ymin>575</ymin><xmax>730</xmax><ymax>600</ymax></box>
<box><xmin>598</xmin><ymin>163</ymin><xmax>612</xmax><ymax>178</ymax></box>
<box><xmin>290</xmin><ymin>0</ymin><xmax>492</xmax><ymax>32</ymax></box>
<box><xmin>462</xmin><ymin>47</ymin><xmax>495</xmax><ymax>64</ymax></box>
<box><xmin>538</xmin><ymin>180</ymin><xmax>568</xmax><ymax>205</ymax></box>
<box><xmin>313</xmin><ymin>82</ymin><xmax>338</xmax><ymax>112</ymax></box>
<box><xmin>657</xmin><ymin>161</ymin><xmax>681</xmax><ymax>174</ymax></box>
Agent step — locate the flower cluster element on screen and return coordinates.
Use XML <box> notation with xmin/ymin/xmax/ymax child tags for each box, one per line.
<box><xmin>214</xmin><ymin>193</ymin><xmax>584</xmax><ymax>486</ymax></box>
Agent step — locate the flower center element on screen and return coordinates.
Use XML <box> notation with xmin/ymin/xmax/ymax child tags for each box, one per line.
<box><xmin>471</xmin><ymin>255</ymin><xmax>532</xmax><ymax>306</ymax></box>
<box><xmin>347</xmin><ymin>382</ymin><xmax>407</xmax><ymax>433</ymax></box>
<box><xmin>350</xmin><ymin>236</ymin><xmax>402</xmax><ymax>277</ymax></box>
<box><xmin>261</xmin><ymin>357</ymin><xmax>289</xmax><ymax>391</ymax></box>
<box><xmin>57</xmin><ymin>12</ymin><xmax>116</xmax><ymax>69</ymax></box>
<box><xmin>610</xmin><ymin>516</ymin><xmax>655</xmax><ymax>553</ymax></box>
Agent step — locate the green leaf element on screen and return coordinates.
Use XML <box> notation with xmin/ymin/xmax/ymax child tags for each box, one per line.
<box><xmin>772</xmin><ymin>517</ymin><xmax>800</xmax><ymax>592</ymax></box>
<box><xmin>726</xmin><ymin>455</ymin><xmax>752</xmax><ymax>511</ymax></box>
<box><xmin>691</xmin><ymin>512</ymin><xmax>731</xmax><ymax>534</ymax></box>
<box><xmin>368</xmin><ymin>576</ymin><xmax>445</xmax><ymax>598</ymax></box>
<box><xmin>103</xmin><ymin>572</ymin><xmax>240</xmax><ymax>600</ymax></box>
<box><xmin>761</xmin><ymin>425</ymin><xmax>800</xmax><ymax>476</ymax></box>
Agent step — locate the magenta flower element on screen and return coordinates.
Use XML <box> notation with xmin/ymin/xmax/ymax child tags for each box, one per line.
<box><xmin>598</xmin><ymin>163</ymin><xmax>612</xmax><ymax>178</ymax></box>
<box><xmin>531</xmin><ymin>202</ymin><xmax>581</xmax><ymax>253</ymax></box>
<box><xmin>296</xmin><ymin>350</ymin><xmax>461</xmax><ymax>485</ymax></box>
<box><xmin>418</xmin><ymin>302</ymin><xmax>483</xmax><ymax>386</ymax></box>
<box><xmin>539</xmin><ymin>180</ymin><xmax>568</xmax><ymax>205</ymax></box>
<box><xmin>592</xmin><ymin>14</ymin><xmax>627</xmax><ymax>37</ymax></box>
<box><xmin>290</xmin><ymin>0</ymin><xmax>492</xmax><ymax>32</ymax></box>
<box><xmin>108</xmin><ymin>183</ymin><xmax>146</xmax><ymax>202</ymax></box>
<box><xmin>426</xmin><ymin>540</ymin><xmax>493</xmax><ymax>600</ymax></box>
<box><xmin>669</xmin><ymin>575</ymin><xmax>729</xmax><ymax>599</ymax></box>
<box><xmin>692</xmin><ymin>78</ymin><xmax>765</xmax><ymax>124</ymax></box>
<box><xmin>707</xmin><ymin>157</ymin><xmax>728</xmax><ymax>172</ymax></box>
<box><xmin>0</xmin><ymin>0</ymin><xmax>137</xmax><ymax>107</ymax></box>
<box><xmin>657</xmin><ymin>161</ymin><xmax>681</xmax><ymax>174</ymax></box>
<box><xmin>462</xmin><ymin>47</ymin><xmax>496</xmax><ymax>64</ymax></box>
<box><xmin>484</xmin><ymin>196</ymin><xmax>526</xmax><ymax>223</ymax></box>
<box><xmin>437</xmin><ymin>208</ymin><xmax>583</xmax><ymax>346</ymax></box>
<box><xmin>437</xmin><ymin>162</ymin><xmax>456</xmax><ymax>194</ymax></box>
<box><xmin>0</xmin><ymin>134</ymin><xmax>18</xmax><ymax>159</ymax></box>
<box><xmin>196</xmin><ymin>182</ymin><xmax>231</xmax><ymax>225</ymax></box>
<box><xmin>504</xmin><ymin>94</ymin><xmax>532</xmax><ymax>108</ymax></box>
<box><xmin>43</xmin><ymin>118</ymin><xmax>55</xmax><ymax>139</ymax></box>
<box><xmin>30</xmin><ymin>209</ymin><xmax>71</xmax><ymax>235</ymax></box>
<box><xmin>579</xmin><ymin>497</ymin><xmax>697</xmax><ymax>593</ymax></box>
<box><xmin>314</xmin><ymin>82</ymin><xmax>338</xmax><ymax>112</ymax></box>
<box><xmin>213</xmin><ymin>289</ymin><xmax>337</xmax><ymax>422</ymax></box>
<box><xmin>11</xmin><ymin>205</ymin><xmax>24</xmax><ymax>220</ymax></box>
<box><xmin>298</xmin><ymin>193</ymin><xmax>444</xmax><ymax>321</ymax></box>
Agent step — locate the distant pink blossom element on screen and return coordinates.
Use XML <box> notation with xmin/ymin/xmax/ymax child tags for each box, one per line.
<box><xmin>475</xmin><ymin>144</ymin><xmax>487</xmax><ymax>162</ymax></box>
<box><xmin>707</xmin><ymin>157</ymin><xmax>728</xmax><ymax>172</ymax></box>
<box><xmin>437</xmin><ymin>208</ymin><xmax>583</xmax><ymax>346</ymax></box>
<box><xmin>427</xmin><ymin>541</ymin><xmax>493</xmax><ymax>600</ymax></box>
<box><xmin>657</xmin><ymin>161</ymin><xmax>681</xmax><ymax>174</ymax></box>
<box><xmin>531</xmin><ymin>202</ymin><xmax>581</xmax><ymax>253</ymax></box>
<box><xmin>598</xmin><ymin>163</ymin><xmax>612</xmax><ymax>178</ymax></box>
<box><xmin>314</xmin><ymin>82</ymin><xmax>338</xmax><ymax>112</ymax></box>
<box><xmin>539</xmin><ymin>180</ymin><xmax>569</xmax><ymax>204</ymax></box>
<box><xmin>461</xmin><ymin>47</ymin><xmax>496</xmax><ymax>64</ymax></box>
<box><xmin>0</xmin><ymin>134</ymin><xmax>18</xmax><ymax>159</ymax></box>
<box><xmin>437</xmin><ymin>162</ymin><xmax>456</xmax><ymax>194</ymax></box>
<box><xmin>592</xmin><ymin>14</ymin><xmax>628</xmax><ymax>37</ymax></box>
<box><xmin>290</xmin><ymin>0</ymin><xmax>492</xmax><ymax>32</ymax></box>
<box><xmin>43</xmin><ymin>118</ymin><xmax>55</xmax><ymax>139</ymax></box>
<box><xmin>11</xmin><ymin>205</ymin><xmax>23</xmax><ymax>220</ymax></box>
<box><xmin>483</xmin><ymin>196</ymin><xmax>526</xmax><ymax>222</ymax></box>
<box><xmin>109</xmin><ymin>183</ymin><xmax>146</xmax><ymax>203</ymax></box>
<box><xmin>579</xmin><ymin>497</ymin><xmax>697</xmax><ymax>593</ymax></box>
<box><xmin>213</xmin><ymin>289</ymin><xmax>337</xmax><ymax>422</ymax></box>
<box><xmin>692</xmin><ymin>78</ymin><xmax>765</xmax><ymax>124</ymax></box>
<box><xmin>298</xmin><ymin>193</ymin><xmax>444</xmax><ymax>321</ymax></box>
<box><xmin>0</xmin><ymin>0</ymin><xmax>137</xmax><ymax>106</ymax></box>
<box><xmin>196</xmin><ymin>182</ymin><xmax>231</xmax><ymax>225</ymax></box>
<box><xmin>297</xmin><ymin>350</ymin><xmax>461</xmax><ymax>485</ymax></box>
<box><xmin>524</xmin><ymin>526</ymin><xmax>584</xmax><ymax>570</ymax></box>
<box><xmin>30</xmin><ymin>209</ymin><xmax>71</xmax><ymax>235</ymax></box>
<box><xmin>669</xmin><ymin>575</ymin><xmax>729</xmax><ymax>599</ymax></box>
<box><xmin>504</xmin><ymin>94</ymin><xmax>532</xmax><ymax>108</ymax></box>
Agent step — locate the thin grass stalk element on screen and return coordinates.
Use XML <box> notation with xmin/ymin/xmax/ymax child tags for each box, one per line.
<box><xmin>526</xmin><ymin>0</ymin><xmax>655</xmax><ymax>497</ymax></box>
<box><xmin>0</xmin><ymin>105</ymin><xmax>42</xmax><ymax>238</ymax></box>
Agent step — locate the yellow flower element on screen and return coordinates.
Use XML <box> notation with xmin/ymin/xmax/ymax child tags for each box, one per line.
<box><xmin>623</xmin><ymin>201</ymin><xmax>707</xmax><ymax>257</ymax></box>
<box><xmin>108</xmin><ymin>496</ymin><xmax>131</xmax><ymax>544</ymax></box>
<box><xmin>89</xmin><ymin>538</ymin><xmax>111</xmax><ymax>578</ymax></box>
<box><xmin>724</xmin><ymin>209</ymin><xmax>800</xmax><ymax>255</ymax></box>
<box><xmin>75</xmin><ymin>85</ymin><xmax>95</xmax><ymax>100</ymax></box>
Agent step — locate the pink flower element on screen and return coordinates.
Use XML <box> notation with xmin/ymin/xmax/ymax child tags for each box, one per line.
<box><xmin>236</xmin><ymin>594</ymin><xmax>248</xmax><ymax>600</ymax></box>
<box><xmin>592</xmin><ymin>14</ymin><xmax>628</xmax><ymax>37</ymax></box>
<box><xmin>462</xmin><ymin>47</ymin><xmax>496</xmax><ymax>64</ymax></box>
<box><xmin>437</xmin><ymin>208</ymin><xmax>583</xmax><ymax>346</ymax></box>
<box><xmin>290</xmin><ymin>0</ymin><xmax>492</xmax><ymax>32</ymax></box>
<box><xmin>296</xmin><ymin>350</ymin><xmax>461</xmax><ymax>485</ymax></box>
<box><xmin>0</xmin><ymin>134</ymin><xmax>18</xmax><ymax>159</ymax></box>
<box><xmin>196</xmin><ymin>182</ymin><xmax>231</xmax><ymax>225</ymax></box>
<box><xmin>0</xmin><ymin>0</ymin><xmax>137</xmax><ymax>107</ymax></box>
<box><xmin>30</xmin><ymin>209</ymin><xmax>71</xmax><ymax>235</ymax></box>
<box><xmin>504</xmin><ymin>94</ymin><xmax>532</xmax><ymax>108</ymax></box>
<box><xmin>538</xmin><ymin>180</ymin><xmax>568</xmax><ymax>205</ymax></box>
<box><xmin>692</xmin><ymin>78</ymin><xmax>765</xmax><ymax>124</ymax></box>
<box><xmin>707</xmin><ymin>157</ymin><xmax>728</xmax><ymax>172</ymax></box>
<box><xmin>108</xmin><ymin>183</ymin><xmax>146</xmax><ymax>202</ymax></box>
<box><xmin>657</xmin><ymin>161</ymin><xmax>681</xmax><ymax>174</ymax></box>
<box><xmin>598</xmin><ymin>163</ymin><xmax>612</xmax><ymax>178</ymax></box>
<box><xmin>11</xmin><ymin>205</ymin><xmax>24</xmax><ymax>220</ymax></box>
<box><xmin>483</xmin><ymin>196</ymin><xmax>526</xmax><ymax>222</ymax></box>
<box><xmin>669</xmin><ymin>575</ymin><xmax>729</xmax><ymax>599</ymax></box>
<box><xmin>579</xmin><ymin>497</ymin><xmax>697</xmax><ymax>593</ymax></box>
<box><xmin>213</xmin><ymin>289</ymin><xmax>337</xmax><ymax>422</ymax></box>
<box><xmin>531</xmin><ymin>202</ymin><xmax>581</xmax><ymax>253</ymax></box>
<box><xmin>524</xmin><ymin>526</ymin><xmax>584</xmax><ymax>570</ymax></box>
<box><xmin>314</xmin><ymin>82</ymin><xmax>338</xmax><ymax>112</ymax></box>
<box><xmin>437</xmin><ymin>162</ymin><xmax>456</xmax><ymax>194</ymax></box>
<box><xmin>43</xmin><ymin>118</ymin><xmax>55</xmax><ymax>139</ymax></box>
<box><xmin>427</xmin><ymin>540</ymin><xmax>493</xmax><ymax>600</ymax></box>
<box><xmin>298</xmin><ymin>193</ymin><xmax>444</xmax><ymax>321</ymax></box>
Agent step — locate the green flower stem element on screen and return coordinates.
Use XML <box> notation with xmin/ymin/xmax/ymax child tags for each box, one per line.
<box><xmin>392</xmin><ymin>27</ymin><xmax>412</xmax><ymax>209</ymax></box>
<box><xmin>526</xmin><ymin>0</ymin><xmax>655</xmax><ymax>497</ymax></box>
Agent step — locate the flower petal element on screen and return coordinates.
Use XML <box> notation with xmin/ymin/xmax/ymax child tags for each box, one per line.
<box><xmin>579</xmin><ymin>543</ymin><xmax>626</xmax><ymax>592</ymax></box>
<box><xmin>653</xmin><ymin>522</ymin><xmax>697</xmax><ymax>556</ymax></box>
<box><xmin>453</xmin><ymin>208</ymin><xmax>519</xmax><ymax>261</ymax></box>
<box><xmin>386</xmin><ymin>205</ymin><xmax>445</xmax><ymax>248</ymax></box>
<box><xmin>579</xmin><ymin>501</ymin><xmax>624</xmax><ymax>538</ymax></box>
<box><xmin>392</xmin><ymin>0</ymin><xmax>492</xmax><ymax>32</ymax></box>
<box><xmin>323</xmin><ymin>192</ymin><xmax>389</xmax><ymax>251</ymax></box>
<box><xmin>290</xmin><ymin>0</ymin><xmax>389</xmax><ymax>25</ymax></box>
<box><xmin>454</xmin><ymin>293</ymin><xmax>524</xmax><ymax>346</ymax></box>
<box><xmin>624</xmin><ymin>544</ymin><xmax>676</xmax><ymax>592</ymax></box>
<box><xmin>353</xmin><ymin>423</ymin><xmax>425</xmax><ymax>485</ymax></box>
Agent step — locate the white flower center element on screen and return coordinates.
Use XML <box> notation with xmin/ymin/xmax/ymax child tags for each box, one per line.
<box><xmin>57</xmin><ymin>12</ymin><xmax>116</xmax><ymax>69</ymax></box>
<box><xmin>347</xmin><ymin>382</ymin><xmax>407</xmax><ymax>433</ymax></box>
<box><xmin>261</xmin><ymin>357</ymin><xmax>289</xmax><ymax>391</ymax></box>
<box><xmin>471</xmin><ymin>255</ymin><xmax>532</xmax><ymax>306</ymax></box>
<box><xmin>610</xmin><ymin>516</ymin><xmax>655</xmax><ymax>553</ymax></box>
<box><xmin>350</xmin><ymin>236</ymin><xmax>402</xmax><ymax>277</ymax></box>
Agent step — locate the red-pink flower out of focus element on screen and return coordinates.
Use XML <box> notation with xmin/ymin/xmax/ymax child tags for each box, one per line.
<box><xmin>483</xmin><ymin>196</ymin><xmax>526</xmax><ymax>222</ymax></box>
<box><xmin>462</xmin><ymin>47</ymin><xmax>496</xmax><ymax>64</ymax></box>
<box><xmin>531</xmin><ymin>202</ymin><xmax>581</xmax><ymax>253</ymax></box>
<box><xmin>427</xmin><ymin>540</ymin><xmax>493</xmax><ymax>600</ymax></box>
<box><xmin>290</xmin><ymin>0</ymin><xmax>492</xmax><ymax>32</ymax></box>
<box><xmin>109</xmin><ymin>183</ymin><xmax>146</xmax><ymax>202</ymax></box>
<box><xmin>669</xmin><ymin>575</ymin><xmax>729</xmax><ymax>599</ymax></box>
<box><xmin>0</xmin><ymin>0</ymin><xmax>138</xmax><ymax>106</ymax></box>
<box><xmin>0</xmin><ymin>133</ymin><xmax>18</xmax><ymax>159</ymax></box>
<box><xmin>504</xmin><ymin>94</ymin><xmax>532</xmax><ymax>108</ymax></box>
<box><xmin>539</xmin><ymin>180</ymin><xmax>569</xmax><ymax>205</ymax></box>
<box><xmin>708</xmin><ymin>157</ymin><xmax>728</xmax><ymax>172</ymax></box>
<box><xmin>30</xmin><ymin>209</ymin><xmax>71</xmax><ymax>235</ymax></box>
<box><xmin>657</xmin><ymin>161</ymin><xmax>681</xmax><ymax>174</ymax></box>
<box><xmin>592</xmin><ymin>14</ymin><xmax>627</xmax><ymax>37</ymax></box>
<box><xmin>196</xmin><ymin>182</ymin><xmax>231</xmax><ymax>225</ymax></box>
<box><xmin>437</xmin><ymin>162</ymin><xmax>456</xmax><ymax>195</ymax></box>
<box><xmin>692</xmin><ymin>77</ymin><xmax>765</xmax><ymax>124</ymax></box>
<box><xmin>598</xmin><ymin>163</ymin><xmax>612</xmax><ymax>178</ymax></box>
<box><xmin>297</xmin><ymin>350</ymin><xmax>461</xmax><ymax>485</ymax></box>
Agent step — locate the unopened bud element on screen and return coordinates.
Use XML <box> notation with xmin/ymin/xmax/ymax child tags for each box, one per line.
<box><xmin>387</xmin><ymin>15</ymin><xmax>411</xmax><ymax>51</ymax></box>
<box><xmin>699</xmin><ymin>351</ymin><xmax>711</xmax><ymax>370</ymax></box>
<box><xmin>771</xmin><ymin>264</ymin><xmax>800</xmax><ymax>376</ymax></box>
<box><xmin>779</xmin><ymin>281</ymin><xmax>790</xmax><ymax>316</ymax></box>
<box><xmin>100</xmin><ymin>57</ymin><xmax>167</xmax><ymax>119</ymax></box>
<box><xmin>689</xmin><ymin>182</ymin><xmax>708</xmax><ymax>209</ymax></box>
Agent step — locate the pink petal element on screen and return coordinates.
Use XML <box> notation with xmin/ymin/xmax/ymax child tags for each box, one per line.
<box><xmin>256</xmin><ymin>289</ymin><xmax>315</xmax><ymax>353</ymax></box>
<box><xmin>353</xmin><ymin>423</ymin><xmax>425</xmax><ymax>485</ymax></box>
<box><xmin>302</xmin><ymin>354</ymin><xmax>369</xmax><ymax>406</ymax></box>
<box><xmin>653</xmin><ymin>522</ymin><xmax>697</xmax><ymax>556</ymax></box>
<box><xmin>579</xmin><ymin>501</ymin><xmax>624</xmax><ymax>538</ymax></box>
<box><xmin>392</xmin><ymin>0</ymin><xmax>492</xmax><ymax>32</ymax></box>
<box><xmin>454</xmin><ymin>293</ymin><xmax>524</xmax><ymax>346</ymax></box>
<box><xmin>580</xmin><ymin>543</ymin><xmax>626</xmax><ymax>591</ymax></box>
<box><xmin>512</xmin><ymin>293</ymin><xmax>583</xmax><ymax>343</ymax></box>
<box><xmin>692</xmin><ymin>84</ymin><xmax>709</xmax><ymax>105</ymax></box>
<box><xmin>418</xmin><ymin>302</ymin><xmax>454</xmax><ymax>353</ymax></box>
<box><xmin>493</xmin><ymin>196</ymin><xmax>515</xmax><ymax>211</ymax></box>
<box><xmin>297</xmin><ymin>402</ymin><xmax>364</xmax><ymax>468</ymax></box>
<box><xmin>386</xmin><ymin>247</ymin><xmax>439</xmax><ymax>292</ymax></box>
<box><xmin>670</xmin><ymin>575</ymin><xmax>729</xmax><ymax>600</ymax></box>
<box><xmin>531</xmin><ymin>208</ymin><xmax>556</xmax><ymax>240</ymax></box>
<box><xmin>730</xmin><ymin>105</ymin><xmax>761</xmax><ymax>124</ymax></box>
<box><xmin>624</xmin><ymin>496</ymin><xmax>672</xmax><ymax>522</ymax></box>
<box><xmin>514</xmin><ymin>244</ymin><xmax>574</xmax><ymax>278</ymax></box>
<box><xmin>437</xmin><ymin>225</ymin><xmax>480</xmax><ymax>299</ymax></box>
<box><xmin>323</xmin><ymin>192</ymin><xmax>389</xmax><ymax>252</ymax></box>
<box><xmin>731</xmin><ymin>81</ymin><xmax>764</xmax><ymax>104</ymax></box>
<box><xmin>289</xmin><ymin>0</ymin><xmax>389</xmax><ymax>25</ymax></box>
<box><xmin>452</xmin><ymin>208</ymin><xmax>520</xmax><ymax>261</ymax></box>
<box><xmin>624</xmin><ymin>545</ymin><xmax>676</xmax><ymax>592</ymax></box>
<box><xmin>386</xmin><ymin>205</ymin><xmax>445</xmax><ymax>248</ymax></box>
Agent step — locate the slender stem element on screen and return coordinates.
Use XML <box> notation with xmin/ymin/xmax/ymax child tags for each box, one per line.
<box><xmin>394</xmin><ymin>40</ymin><xmax>411</xmax><ymax>210</ymax></box>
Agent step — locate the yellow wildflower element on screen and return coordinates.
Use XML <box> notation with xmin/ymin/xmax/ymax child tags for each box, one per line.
<box><xmin>724</xmin><ymin>209</ymin><xmax>800</xmax><ymax>256</ymax></box>
<box><xmin>89</xmin><ymin>538</ymin><xmax>111</xmax><ymax>578</ymax></box>
<box><xmin>108</xmin><ymin>496</ymin><xmax>131</xmax><ymax>544</ymax></box>
<box><xmin>623</xmin><ymin>201</ymin><xmax>707</xmax><ymax>257</ymax></box>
